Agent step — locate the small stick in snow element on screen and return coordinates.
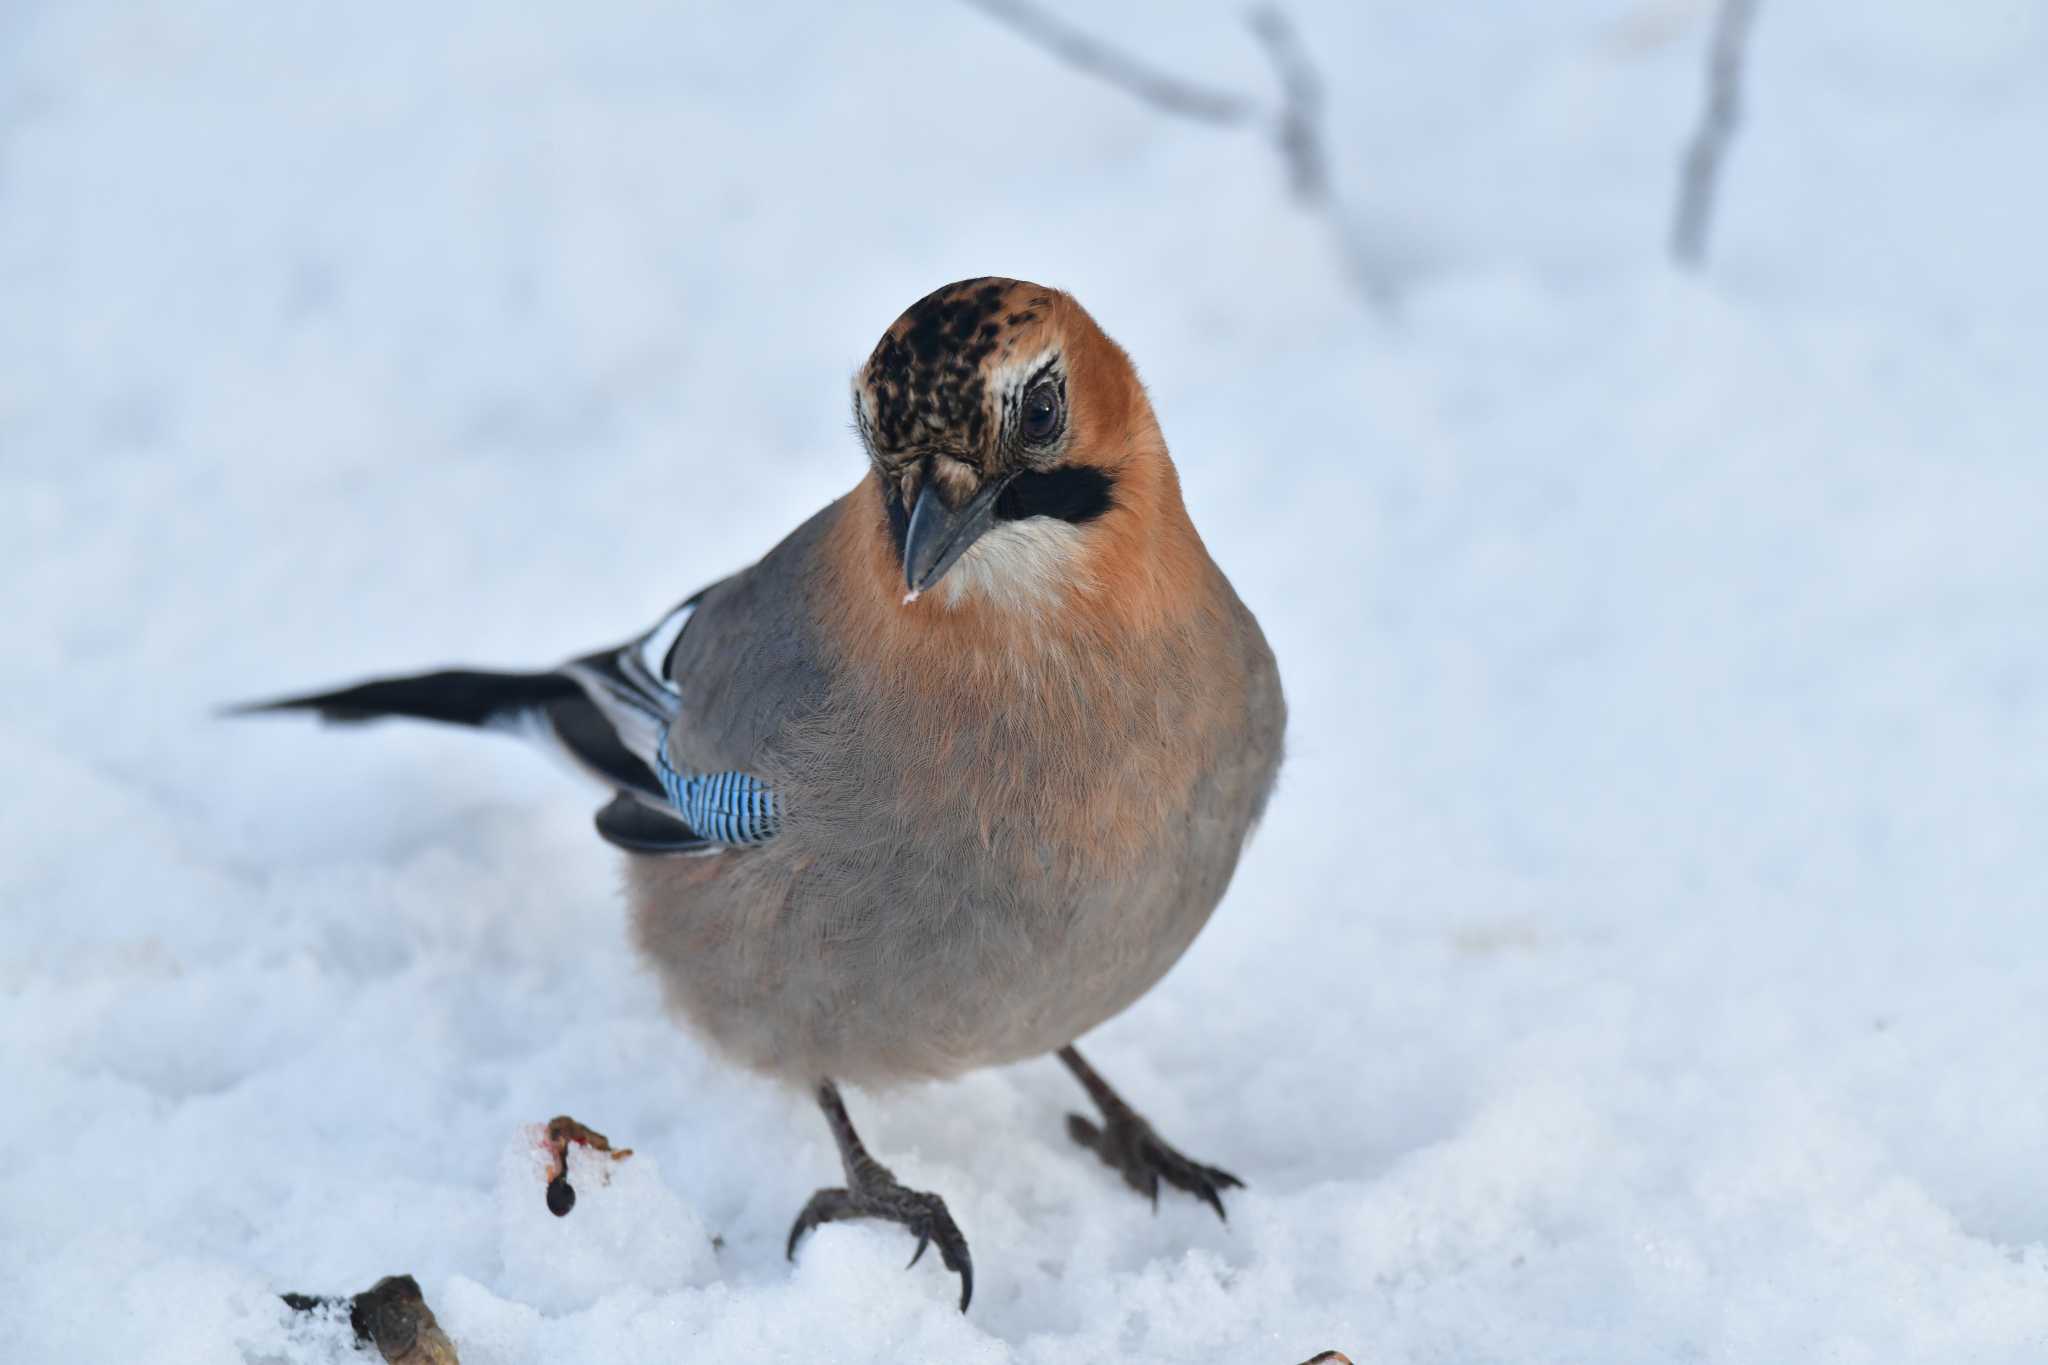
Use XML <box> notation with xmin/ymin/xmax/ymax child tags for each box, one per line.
<box><xmin>1671</xmin><ymin>0</ymin><xmax>1762</xmax><ymax>267</ymax></box>
<box><xmin>283</xmin><ymin>1274</ymin><xmax>460</xmax><ymax>1365</ymax></box>
<box><xmin>542</xmin><ymin>1113</ymin><xmax>633</xmax><ymax>1216</ymax></box>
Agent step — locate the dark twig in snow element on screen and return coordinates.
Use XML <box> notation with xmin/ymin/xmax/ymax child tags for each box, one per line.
<box><xmin>1672</xmin><ymin>0</ymin><xmax>1762</xmax><ymax>267</ymax></box>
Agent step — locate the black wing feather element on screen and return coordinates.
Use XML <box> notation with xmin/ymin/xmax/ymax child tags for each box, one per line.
<box><xmin>226</xmin><ymin>669</ymin><xmax>582</xmax><ymax>727</ymax></box>
<box><xmin>230</xmin><ymin>589</ymin><xmax>753</xmax><ymax>858</ymax></box>
<box><xmin>593</xmin><ymin>793</ymin><xmax>715</xmax><ymax>854</ymax></box>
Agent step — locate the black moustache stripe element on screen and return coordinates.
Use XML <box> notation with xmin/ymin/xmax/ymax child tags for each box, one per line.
<box><xmin>996</xmin><ymin>467</ymin><xmax>1115</xmax><ymax>525</ymax></box>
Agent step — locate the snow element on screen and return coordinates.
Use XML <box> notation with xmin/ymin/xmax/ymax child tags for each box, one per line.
<box><xmin>5</xmin><ymin>0</ymin><xmax>2048</xmax><ymax>1360</ymax></box>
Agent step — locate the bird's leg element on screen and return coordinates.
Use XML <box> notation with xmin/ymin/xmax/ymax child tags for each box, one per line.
<box><xmin>1057</xmin><ymin>1045</ymin><xmax>1243</xmax><ymax>1220</ymax></box>
<box><xmin>785</xmin><ymin>1080</ymin><xmax>974</xmax><ymax>1311</ymax></box>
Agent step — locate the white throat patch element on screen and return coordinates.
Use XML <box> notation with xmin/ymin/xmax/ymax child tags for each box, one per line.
<box><xmin>940</xmin><ymin>518</ymin><xmax>1089</xmax><ymax>613</ymax></box>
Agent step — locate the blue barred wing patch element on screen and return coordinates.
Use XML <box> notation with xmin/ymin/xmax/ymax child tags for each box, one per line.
<box><xmin>654</xmin><ymin>727</ymin><xmax>781</xmax><ymax>846</ymax></box>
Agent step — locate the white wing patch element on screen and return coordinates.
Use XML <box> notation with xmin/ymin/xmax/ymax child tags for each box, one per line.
<box><xmin>561</xmin><ymin>595</ymin><xmax>699</xmax><ymax>775</ymax></box>
<box><xmin>634</xmin><ymin>598</ymin><xmax>697</xmax><ymax>695</ymax></box>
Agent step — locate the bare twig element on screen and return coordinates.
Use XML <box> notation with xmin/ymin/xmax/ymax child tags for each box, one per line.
<box><xmin>962</xmin><ymin>0</ymin><xmax>1253</xmax><ymax>125</ymax></box>
<box><xmin>962</xmin><ymin>0</ymin><xmax>1329</xmax><ymax>207</ymax></box>
<box><xmin>1247</xmin><ymin>6</ymin><xmax>1327</xmax><ymax>202</ymax></box>
<box><xmin>1671</xmin><ymin>0</ymin><xmax>1761</xmax><ymax>267</ymax></box>
<box><xmin>962</xmin><ymin>0</ymin><xmax>1402</xmax><ymax>308</ymax></box>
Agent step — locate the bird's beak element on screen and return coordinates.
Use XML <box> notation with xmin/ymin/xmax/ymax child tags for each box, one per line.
<box><xmin>901</xmin><ymin>476</ymin><xmax>1011</xmax><ymax>600</ymax></box>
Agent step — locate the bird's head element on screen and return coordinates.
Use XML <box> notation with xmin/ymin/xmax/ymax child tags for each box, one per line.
<box><xmin>853</xmin><ymin>278</ymin><xmax>1180</xmax><ymax>613</ymax></box>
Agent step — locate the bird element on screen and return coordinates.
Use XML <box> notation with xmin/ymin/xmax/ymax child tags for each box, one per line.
<box><xmin>236</xmin><ymin>278</ymin><xmax>1286</xmax><ymax>1311</ymax></box>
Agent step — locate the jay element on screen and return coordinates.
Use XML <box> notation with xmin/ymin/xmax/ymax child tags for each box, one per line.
<box><xmin>241</xmin><ymin>278</ymin><xmax>1286</xmax><ymax>1310</ymax></box>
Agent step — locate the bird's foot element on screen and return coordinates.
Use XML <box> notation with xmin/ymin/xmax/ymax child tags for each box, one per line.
<box><xmin>786</xmin><ymin>1167</ymin><xmax>973</xmax><ymax>1311</ymax></box>
<box><xmin>1065</xmin><ymin>1106</ymin><xmax>1243</xmax><ymax>1220</ymax></box>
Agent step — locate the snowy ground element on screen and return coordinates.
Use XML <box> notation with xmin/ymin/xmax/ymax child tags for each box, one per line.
<box><xmin>6</xmin><ymin>1</ymin><xmax>2048</xmax><ymax>1360</ymax></box>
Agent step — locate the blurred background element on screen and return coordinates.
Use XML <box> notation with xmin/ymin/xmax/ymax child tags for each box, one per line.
<box><xmin>5</xmin><ymin>1</ymin><xmax>2047</xmax><ymax>1360</ymax></box>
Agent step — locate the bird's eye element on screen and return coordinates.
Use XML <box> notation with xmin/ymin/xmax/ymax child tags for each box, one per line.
<box><xmin>1020</xmin><ymin>383</ymin><xmax>1062</xmax><ymax>444</ymax></box>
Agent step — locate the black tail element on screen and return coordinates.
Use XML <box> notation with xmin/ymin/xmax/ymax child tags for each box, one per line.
<box><xmin>226</xmin><ymin>669</ymin><xmax>582</xmax><ymax>728</ymax></box>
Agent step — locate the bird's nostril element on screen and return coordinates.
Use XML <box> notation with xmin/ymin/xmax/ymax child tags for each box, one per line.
<box><xmin>928</xmin><ymin>455</ymin><xmax>981</xmax><ymax>505</ymax></box>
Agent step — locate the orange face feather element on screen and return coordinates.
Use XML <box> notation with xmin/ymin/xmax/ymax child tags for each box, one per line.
<box><xmin>840</xmin><ymin>278</ymin><xmax>1209</xmax><ymax>640</ymax></box>
<box><xmin>805</xmin><ymin>280</ymin><xmax>1242</xmax><ymax>872</ymax></box>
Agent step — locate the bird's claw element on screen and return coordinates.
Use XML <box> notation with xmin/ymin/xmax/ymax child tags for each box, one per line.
<box><xmin>1065</xmin><ymin>1108</ymin><xmax>1242</xmax><ymax>1220</ymax></box>
<box><xmin>786</xmin><ymin>1178</ymin><xmax>973</xmax><ymax>1311</ymax></box>
<box><xmin>785</xmin><ymin>1187</ymin><xmax>856</xmax><ymax>1259</ymax></box>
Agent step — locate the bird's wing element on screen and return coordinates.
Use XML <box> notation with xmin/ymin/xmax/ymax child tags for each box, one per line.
<box><xmin>649</xmin><ymin>504</ymin><xmax>839</xmax><ymax>774</ymax></box>
<box><xmin>231</xmin><ymin>666</ymin><xmax>671</xmax><ymax>807</ymax></box>
<box><xmin>572</xmin><ymin>501</ymin><xmax>846</xmax><ymax>852</ymax></box>
<box><xmin>234</xmin><ymin>504</ymin><xmax>843</xmax><ymax>856</ymax></box>
<box><xmin>560</xmin><ymin>590</ymin><xmax>783</xmax><ymax>854</ymax></box>
<box><xmin>558</xmin><ymin>592</ymin><xmax>703</xmax><ymax>783</ymax></box>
